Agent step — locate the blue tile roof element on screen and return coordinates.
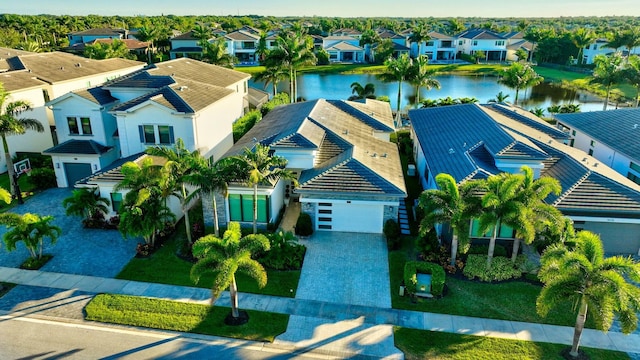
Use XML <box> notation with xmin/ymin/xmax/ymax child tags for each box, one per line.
<box><xmin>43</xmin><ymin>139</ymin><xmax>112</xmax><ymax>155</ymax></box>
<box><xmin>484</xmin><ymin>103</ymin><xmax>570</xmax><ymax>140</ymax></box>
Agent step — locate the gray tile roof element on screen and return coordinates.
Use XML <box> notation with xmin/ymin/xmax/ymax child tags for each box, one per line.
<box><xmin>326</xmin><ymin>41</ymin><xmax>364</xmax><ymax>52</ymax></box>
<box><xmin>74</xmin><ymin>87</ymin><xmax>118</xmax><ymax>105</ymax></box>
<box><xmin>225</xmin><ymin>30</ymin><xmax>259</xmax><ymax>41</ymax></box>
<box><xmin>43</xmin><ymin>139</ymin><xmax>112</xmax><ymax>155</ymax></box>
<box><xmin>149</xmin><ymin>58</ymin><xmax>250</xmax><ymax>88</ymax></box>
<box><xmin>0</xmin><ymin>70</ymin><xmax>47</xmax><ymax>92</ymax></box>
<box><xmin>555</xmin><ymin>108</ymin><xmax>640</xmax><ymax>161</ymax></box>
<box><xmin>457</xmin><ymin>29</ymin><xmax>505</xmax><ymax>40</ymax></box>
<box><xmin>483</xmin><ymin>104</ymin><xmax>570</xmax><ymax>140</ymax></box>
<box><xmin>105</xmin><ymin>71</ymin><xmax>175</xmax><ymax>89</ymax></box>
<box><xmin>69</xmin><ymin>28</ymin><xmax>124</xmax><ymax>36</ymax></box>
<box><xmin>224</xmin><ymin>99</ymin><xmax>406</xmax><ymax>198</ymax></box>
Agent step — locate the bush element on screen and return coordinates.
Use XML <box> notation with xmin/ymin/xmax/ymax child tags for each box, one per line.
<box><xmin>27</xmin><ymin>168</ymin><xmax>56</xmax><ymax>190</ymax></box>
<box><xmin>468</xmin><ymin>244</ymin><xmax>507</xmax><ymax>258</ymax></box>
<box><xmin>260</xmin><ymin>93</ymin><xmax>290</xmax><ymax>116</ymax></box>
<box><xmin>384</xmin><ymin>219</ymin><xmax>400</xmax><ymax>250</ymax></box>
<box><xmin>233</xmin><ymin>110</ymin><xmax>262</xmax><ymax>142</ymax></box>
<box><xmin>316</xmin><ymin>49</ymin><xmax>330</xmax><ymax>65</ymax></box>
<box><xmin>416</xmin><ymin>229</ymin><xmax>447</xmax><ymax>263</ymax></box>
<box><xmin>459</xmin><ymin>53</ymin><xmax>476</xmax><ymax>64</ymax></box>
<box><xmin>257</xmin><ymin>231</ymin><xmax>306</xmax><ymax>270</ymax></box>
<box><xmin>14</xmin><ymin>152</ymin><xmax>53</xmax><ymax>170</ymax></box>
<box><xmin>295</xmin><ymin>212</ymin><xmax>313</xmax><ymax>236</ymax></box>
<box><xmin>404</xmin><ymin>261</ymin><xmax>446</xmax><ymax>296</ymax></box>
<box><xmin>462</xmin><ymin>254</ymin><xmax>526</xmax><ymax>282</ymax></box>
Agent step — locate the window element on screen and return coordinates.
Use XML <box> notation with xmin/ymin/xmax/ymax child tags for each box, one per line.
<box><xmin>470</xmin><ymin>219</ymin><xmax>516</xmax><ymax>238</ymax></box>
<box><xmin>571</xmin><ymin>130</ymin><xmax>576</xmax><ymax>136</ymax></box>
<box><xmin>242</xmin><ymin>41</ymin><xmax>255</xmax><ymax>49</ymax></box>
<box><xmin>318</xmin><ymin>209</ymin><xmax>332</xmax><ymax>214</ymax></box>
<box><xmin>426</xmin><ymin>41</ymin><xmax>434</xmax><ymax>46</ymax></box>
<box><xmin>318</xmin><ymin>203</ymin><xmax>332</xmax><ymax>207</ymax></box>
<box><xmin>138</xmin><ymin>125</ymin><xmax>174</xmax><ymax>145</ymax></box>
<box><xmin>630</xmin><ymin>162</ymin><xmax>640</xmax><ymax>173</ymax></box>
<box><xmin>67</xmin><ymin>116</ymin><xmax>92</xmax><ymax>135</ymax></box>
<box><xmin>590</xmin><ymin>140</ymin><xmax>596</xmax><ymax>147</ymax></box>
<box><xmin>111</xmin><ymin>193</ymin><xmax>123</xmax><ymax>213</ymax></box>
<box><xmin>628</xmin><ymin>172</ymin><xmax>640</xmax><ymax>185</ymax></box>
<box><xmin>318</xmin><ymin>224</ymin><xmax>332</xmax><ymax>229</ymax></box>
<box><xmin>228</xmin><ymin>194</ymin><xmax>270</xmax><ymax>222</ymax></box>
<box><xmin>42</xmin><ymin>89</ymin><xmax>50</xmax><ymax>102</ymax></box>
<box><xmin>458</xmin><ymin>40</ymin><xmax>463</xmax><ymax>45</ymax></box>
<box><xmin>269</xmin><ymin>41</ymin><xmax>277</xmax><ymax>47</ymax></box>
<box><xmin>318</xmin><ymin>217</ymin><xmax>332</xmax><ymax>222</ymax></box>
<box><xmin>588</xmin><ymin>149</ymin><xmax>594</xmax><ymax>156</ymax></box>
<box><xmin>472</xmin><ymin>40</ymin><xmax>478</xmax><ymax>46</ymax></box>
<box><xmin>495</xmin><ymin>40</ymin><xmax>505</xmax><ymax>46</ymax></box>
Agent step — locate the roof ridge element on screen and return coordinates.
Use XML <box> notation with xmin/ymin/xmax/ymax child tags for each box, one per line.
<box><xmin>553</xmin><ymin>170</ymin><xmax>592</xmax><ymax>206</ymax></box>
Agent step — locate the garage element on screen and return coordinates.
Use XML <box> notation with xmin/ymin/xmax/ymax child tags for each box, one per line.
<box><xmin>316</xmin><ymin>201</ymin><xmax>384</xmax><ymax>233</ymax></box>
<box><xmin>63</xmin><ymin>162</ymin><xmax>92</xmax><ymax>187</ymax></box>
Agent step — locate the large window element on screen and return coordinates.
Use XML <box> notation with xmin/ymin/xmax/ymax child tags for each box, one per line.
<box><xmin>630</xmin><ymin>161</ymin><xmax>640</xmax><ymax>173</ymax></box>
<box><xmin>67</xmin><ymin>116</ymin><xmax>92</xmax><ymax>135</ymax></box>
<box><xmin>470</xmin><ymin>219</ymin><xmax>516</xmax><ymax>239</ymax></box>
<box><xmin>495</xmin><ymin>40</ymin><xmax>505</xmax><ymax>46</ymax></box>
<box><xmin>228</xmin><ymin>194</ymin><xmax>270</xmax><ymax>223</ymax></box>
<box><xmin>111</xmin><ymin>192</ymin><xmax>123</xmax><ymax>213</ymax></box>
<box><xmin>628</xmin><ymin>172</ymin><xmax>640</xmax><ymax>185</ymax></box>
<box><xmin>139</xmin><ymin>125</ymin><xmax>174</xmax><ymax>145</ymax></box>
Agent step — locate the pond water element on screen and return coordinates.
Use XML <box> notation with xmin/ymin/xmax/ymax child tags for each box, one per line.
<box><xmin>251</xmin><ymin>73</ymin><xmax>607</xmax><ymax>113</ymax></box>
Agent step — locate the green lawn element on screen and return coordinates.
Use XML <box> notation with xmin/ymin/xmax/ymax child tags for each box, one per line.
<box><xmin>388</xmin><ymin>239</ymin><xmax>595</xmax><ymax>328</ymax></box>
<box><xmin>116</xmin><ymin>228</ymin><xmax>301</xmax><ymax>298</ymax></box>
<box><xmin>394</xmin><ymin>327</ymin><xmax>629</xmax><ymax>360</ymax></box>
<box><xmin>0</xmin><ymin>172</ymin><xmax>37</xmax><ymax>212</ymax></box>
<box><xmin>532</xmin><ymin>66</ymin><xmax>590</xmax><ymax>83</ymax></box>
<box><xmin>85</xmin><ymin>294</ymin><xmax>288</xmax><ymax>342</ymax></box>
<box><xmin>237</xmin><ymin>63</ymin><xmax>504</xmax><ymax>77</ymax></box>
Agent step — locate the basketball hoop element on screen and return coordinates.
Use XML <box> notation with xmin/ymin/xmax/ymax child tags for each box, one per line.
<box><xmin>23</xmin><ymin>169</ymin><xmax>32</xmax><ymax>177</ymax></box>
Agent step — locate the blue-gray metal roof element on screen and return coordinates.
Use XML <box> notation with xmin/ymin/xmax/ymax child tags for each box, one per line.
<box><xmin>43</xmin><ymin>139</ymin><xmax>112</xmax><ymax>155</ymax></box>
<box><xmin>484</xmin><ymin>103</ymin><xmax>570</xmax><ymax>140</ymax></box>
<box><xmin>555</xmin><ymin>108</ymin><xmax>640</xmax><ymax>161</ymax></box>
<box><xmin>105</xmin><ymin>71</ymin><xmax>175</xmax><ymax>89</ymax></box>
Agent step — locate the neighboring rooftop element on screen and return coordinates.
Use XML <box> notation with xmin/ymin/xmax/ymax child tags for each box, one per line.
<box><xmin>555</xmin><ymin>108</ymin><xmax>640</xmax><ymax>161</ymax></box>
<box><xmin>43</xmin><ymin>139</ymin><xmax>112</xmax><ymax>155</ymax></box>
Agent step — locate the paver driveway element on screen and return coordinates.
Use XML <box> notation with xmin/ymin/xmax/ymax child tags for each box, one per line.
<box><xmin>0</xmin><ymin>188</ymin><xmax>135</xmax><ymax>277</ymax></box>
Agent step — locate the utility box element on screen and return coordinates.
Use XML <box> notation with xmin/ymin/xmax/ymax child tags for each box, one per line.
<box><xmin>407</xmin><ymin>164</ymin><xmax>416</xmax><ymax>177</ymax></box>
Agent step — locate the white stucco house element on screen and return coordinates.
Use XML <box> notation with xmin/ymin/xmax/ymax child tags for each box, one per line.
<box><xmin>44</xmin><ymin>58</ymin><xmax>251</xmax><ymax>195</ymax></box>
<box><xmin>555</xmin><ymin>108</ymin><xmax>640</xmax><ymax>186</ymax></box>
<box><xmin>210</xmin><ymin>98</ymin><xmax>407</xmax><ymax>233</ymax></box>
<box><xmin>455</xmin><ymin>29</ymin><xmax>508</xmax><ymax>62</ymax></box>
<box><xmin>410</xmin><ymin>103</ymin><xmax>640</xmax><ymax>255</ymax></box>
<box><xmin>322</xmin><ymin>36</ymin><xmax>365</xmax><ymax>63</ymax></box>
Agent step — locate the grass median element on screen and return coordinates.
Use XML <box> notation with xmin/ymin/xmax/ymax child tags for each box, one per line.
<box><xmin>394</xmin><ymin>327</ymin><xmax>629</xmax><ymax>360</ymax></box>
<box><xmin>85</xmin><ymin>294</ymin><xmax>288</xmax><ymax>342</ymax></box>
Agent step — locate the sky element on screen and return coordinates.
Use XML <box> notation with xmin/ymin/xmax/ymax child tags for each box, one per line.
<box><xmin>2</xmin><ymin>0</ymin><xmax>639</xmax><ymax>18</ymax></box>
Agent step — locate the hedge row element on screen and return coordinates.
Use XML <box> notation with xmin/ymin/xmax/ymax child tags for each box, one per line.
<box><xmin>404</xmin><ymin>261</ymin><xmax>445</xmax><ymax>296</ymax></box>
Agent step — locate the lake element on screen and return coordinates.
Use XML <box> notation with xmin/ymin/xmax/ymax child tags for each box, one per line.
<box><xmin>251</xmin><ymin>73</ymin><xmax>607</xmax><ymax>113</ymax></box>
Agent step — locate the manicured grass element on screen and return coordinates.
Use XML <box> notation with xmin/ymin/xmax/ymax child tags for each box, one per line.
<box><xmin>0</xmin><ymin>172</ymin><xmax>37</xmax><ymax>212</ymax></box>
<box><xmin>388</xmin><ymin>240</ymin><xmax>595</xmax><ymax>328</ymax></box>
<box><xmin>394</xmin><ymin>327</ymin><xmax>630</xmax><ymax>360</ymax></box>
<box><xmin>85</xmin><ymin>294</ymin><xmax>288</xmax><ymax>342</ymax></box>
<box><xmin>20</xmin><ymin>254</ymin><xmax>53</xmax><ymax>270</ymax></box>
<box><xmin>116</xmin><ymin>228</ymin><xmax>300</xmax><ymax>298</ymax></box>
<box><xmin>532</xmin><ymin>66</ymin><xmax>590</xmax><ymax>83</ymax></box>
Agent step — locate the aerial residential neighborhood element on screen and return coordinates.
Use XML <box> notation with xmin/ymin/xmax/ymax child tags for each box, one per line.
<box><xmin>1</xmin><ymin>3</ymin><xmax>640</xmax><ymax>360</ymax></box>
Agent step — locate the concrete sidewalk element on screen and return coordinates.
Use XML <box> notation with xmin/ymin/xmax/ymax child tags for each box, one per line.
<box><xmin>1</xmin><ymin>266</ymin><xmax>639</xmax><ymax>358</ymax></box>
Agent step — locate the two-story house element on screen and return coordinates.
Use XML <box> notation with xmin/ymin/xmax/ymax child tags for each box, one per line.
<box><xmin>169</xmin><ymin>31</ymin><xmax>208</xmax><ymax>59</ymax></box>
<box><xmin>322</xmin><ymin>36</ymin><xmax>365</xmax><ymax>63</ymax></box>
<box><xmin>44</xmin><ymin>58</ymin><xmax>250</xmax><ymax>192</ymax></box>
<box><xmin>410</xmin><ymin>31</ymin><xmax>457</xmax><ymax>62</ymax></box>
<box><xmin>502</xmin><ymin>31</ymin><xmax>534</xmax><ymax>62</ymax></box>
<box><xmin>456</xmin><ymin>29</ymin><xmax>507</xmax><ymax>62</ymax></box>
<box><xmin>555</xmin><ymin>108</ymin><xmax>640</xmax><ymax>186</ymax></box>
<box><xmin>225</xmin><ymin>29</ymin><xmax>260</xmax><ymax>64</ymax></box>
<box><xmin>410</xmin><ymin>103</ymin><xmax>640</xmax><ymax>255</ymax></box>
<box><xmin>211</xmin><ymin>98</ymin><xmax>406</xmax><ymax>233</ymax></box>
<box><xmin>68</xmin><ymin>28</ymin><xmax>127</xmax><ymax>45</ymax></box>
<box><xmin>580</xmin><ymin>38</ymin><xmax>640</xmax><ymax>64</ymax></box>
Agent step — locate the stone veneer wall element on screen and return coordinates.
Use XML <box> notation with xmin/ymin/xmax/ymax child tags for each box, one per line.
<box><xmin>202</xmin><ymin>192</ymin><xmax>227</xmax><ymax>228</ymax></box>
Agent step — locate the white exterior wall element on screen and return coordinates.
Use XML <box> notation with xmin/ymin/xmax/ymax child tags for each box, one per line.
<box><xmin>50</xmin><ymin>96</ymin><xmax>111</xmax><ymax>145</ymax></box>
<box><xmin>457</xmin><ymin>38</ymin><xmax>506</xmax><ymax>55</ymax></box>
<box><xmin>50</xmin><ymin>154</ymin><xmax>100</xmax><ymax>187</ymax></box>
<box><xmin>171</xmin><ymin>39</ymin><xmax>200</xmax><ymax>49</ymax></box>
<box><xmin>48</xmin><ymin>65</ymin><xmax>144</xmax><ymax>99</ymax></box>
<box><xmin>116</xmin><ymin>104</ymin><xmax>195</xmax><ymax>157</ymax></box>
<box><xmin>225</xmin><ymin>181</ymin><xmax>284</xmax><ymax>225</ymax></box>
<box><xmin>92</xmin><ymin>182</ymin><xmax>183</xmax><ymax>219</ymax></box>
<box><xmin>411</xmin><ymin>127</ymin><xmax>435</xmax><ymax>190</ymax></box>
<box><xmin>274</xmin><ymin>148</ymin><xmax>316</xmax><ymax>169</ymax></box>
<box><xmin>194</xmin><ymin>93</ymin><xmax>241</xmax><ymax>161</ymax></box>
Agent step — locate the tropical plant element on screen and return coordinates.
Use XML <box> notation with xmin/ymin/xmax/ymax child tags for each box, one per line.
<box><xmin>349</xmin><ymin>81</ymin><xmax>376</xmax><ymax>100</ymax></box>
<box><xmin>254</xmin><ymin>65</ymin><xmax>288</xmax><ymax>96</ymax></box>
<box><xmin>190</xmin><ymin>222</ymin><xmax>270</xmax><ymax>321</ymax></box>
<box><xmin>192</xmin><ymin>24</ymin><xmax>212</xmax><ymax>48</ymax></box>
<box><xmin>497</xmin><ymin>62</ymin><xmax>543</xmax><ymax>105</ymax></box>
<box><xmin>0</xmin><ymin>212</ymin><xmax>61</xmax><ymax>260</ymax></box>
<box><xmin>537</xmin><ymin>231</ymin><xmax>640</xmax><ymax>358</ymax></box>
<box><xmin>202</xmin><ymin>37</ymin><xmax>235</xmax><ymax>68</ymax></box>
<box><xmin>408</xmin><ymin>56</ymin><xmax>441</xmax><ymax>109</ymax></box>
<box><xmin>224</xmin><ymin>144</ymin><xmax>296</xmax><ymax>234</ymax></box>
<box><xmin>84</xmin><ymin>39</ymin><xmax>132</xmax><ymax>59</ymax></box>
<box><xmin>591</xmin><ymin>53</ymin><xmax>625</xmax><ymax>110</ymax></box>
<box><xmin>62</xmin><ymin>188</ymin><xmax>110</xmax><ymax>221</ymax></box>
<box><xmin>380</xmin><ymin>53</ymin><xmax>413</xmax><ymax>125</ymax></box>
<box><xmin>0</xmin><ymin>82</ymin><xmax>45</xmax><ymax>196</ymax></box>
<box><xmin>186</xmin><ymin>160</ymin><xmax>233</xmax><ymax>238</ymax></box>
<box><xmin>571</xmin><ymin>28</ymin><xmax>597</xmax><ymax>65</ymax></box>
<box><xmin>419</xmin><ymin>174</ymin><xmax>482</xmax><ymax>267</ymax></box>
<box><xmin>146</xmin><ymin>138</ymin><xmax>206</xmax><ymax>245</ymax></box>
<box><xmin>624</xmin><ymin>55</ymin><xmax>640</xmax><ymax>107</ymax></box>
<box><xmin>136</xmin><ymin>25</ymin><xmax>164</xmax><ymax>63</ymax></box>
<box><xmin>473</xmin><ymin>50</ymin><xmax>486</xmax><ymax>64</ymax></box>
<box><xmin>515</xmin><ymin>48</ymin><xmax>529</xmax><ymax>62</ymax></box>
<box><xmin>265</xmin><ymin>29</ymin><xmax>316</xmax><ymax>103</ymax></box>
<box><xmin>529</xmin><ymin>107</ymin><xmax>545</xmax><ymax>117</ymax></box>
<box><xmin>606</xmin><ymin>26</ymin><xmax>640</xmax><ymax>62</ymax></box>
<box><xmin>409</xmin><ymin>23</ymin><xmax>430</xmax><ymax>58</ymax></box>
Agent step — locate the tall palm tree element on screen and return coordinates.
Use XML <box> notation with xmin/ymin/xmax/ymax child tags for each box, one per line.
<box><xmin>489</xmin><ymin>91</ymin><xmax>510</xmax><ymax>103</ymax></box>
<box><xmin>225</xmin><ymin>144</ymin><xmax>296</xmax><ymax>234</ymax></box>
<box><xmin>497</xmin><ymin>62</ymin><xmax>543</xmax><ymax>105</ymax></box>
<box><xmin>409</xmin><ymin>23</ymin><xmax>430</xmax><ymax>59</ymax></box>
<box><xmin>380</xmin><ymin>53</ymin><xmax>413</xmax><ymax>126</ymax></box>
<box><xmin>591</xmin><ymin>53</ymin><xmax>625</xmax><ymax>110</ymax></box>
<box><xmin>0</xmin><ymin>82</ymin><xmax>45</xmax><ymax>196</ymax></box>
<box><xmin>408</xmin><ymin>56</ymin><xmax>441</xmax><ymax>109</ymax></box>
<box><xmin>477</xmin><ymin>172</ymin><xmax>532</xmax><ymax>269</ymax></box>
<box><xmin>571</xmin><ymin>28</ymin><xmax>597</xmax><ymax>65</ymax></box>
<box><xmin>537</xmin><ymin>231</ymin><xmax>640</xmax><ymax>358</ymax></box>
<box><xmin>254</xmin><ymin>65</ymin><xmax>288</xmax><ymax>96</ymax></box>
<box><xmin>202</xmin><ymin>37</ymin><xmax>235</xmax><ymax>68</ymax></box>
<box><xmin>624</xmin><ymin>55</ymin><xmax>640</xmax><ymax>107</ymax></box>
<box><xmin>191</xmin><ymin>222</ymin><xmax>270</xmax><ymax>321</ymax></box>
<box><xmin>266</xmin><ymin>29</ymin><xmax>316</xmax><ymax>103</ymax></box>
<box><xmin>606</xmin><ymin>26</ymin><xmax>640</xmax><ymax>61</ymax></box>
<box><xmin>359</xmin><ymin>29</ymin><xmax>380</xmax><ymax>62</ymax></box>
<box><xmin>136</xmin><ymin>26</ymin><xmax>163</xmax><ymax>64</ymax></box>
<box><xmin>511</xmin><ymin>166</ymin><xmax>562</xmax><ymax>263</ymax></box>
<box><xmin>185</xmin><ymin>161</ymin><xmax>232</xmax><ymax>238</ymax></box>
<box><xmin>0</xmin><ymin>213</ymin><xmax>61</xmax><ymax>260</ymax></box>
<box><xmin>349</xmin><ymin>82</ymin><xmax>376</xmax><ymax>100</ymax></box>
<box><xmin>62</xmin><ymin>188</ymin><xmax>110</xmax><ymax>220</ymax></box>
<box><xmin>419</xmin><ymin>174</ymin><xmax>482</xmax><ymax>267</ymax></box>
<box><xmin>146</xmin><ymin>138</ymin><xmax>206</xmax><ymax>245</ymax></box>
<box><xmin>192</xmin><ymin>24</ymin><xmax>211</xmax><ymax>49</ymax></box>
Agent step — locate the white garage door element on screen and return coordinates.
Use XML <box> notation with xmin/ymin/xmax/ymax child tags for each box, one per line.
<box><xmin>316</xmin><ymin>202</ymin><xmax>384</xmax><ymax>233</ymax></box>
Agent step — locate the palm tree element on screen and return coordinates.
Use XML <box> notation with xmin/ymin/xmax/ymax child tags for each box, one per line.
<box><xmin>192</xmin><ymin>24</ymin><xmax>211</xmax><ymax>49</ymax></box>
<box><xmin>591</xmin><ymin>53</ymin><xmax>625</xmax><ymax>110</ymax></box>
<box><xmin>359</xmin><ymin>29</ymin><xmax>380</xmax><ymax>62</ymax></box>
<box><xmin>571</xmin><ymin>28</ymin><xmax>597</xmax><ymax>65</ymax></box>
<box><xmin>419</xmin><ymin>174</ymin><xmax>482</xmax><ymax>267</ymax></box>
<box><xmin>606</xmin><ymin>26</ymin><xmax>640</xmax><ymax>61</ymax></box>
<box><xmin>477</xmin><ymin>171</ymin><xmax>532</xmax><ymax>269</ymax></box>
<box><xmin>254</xmin><ymin>65</ymin><xmax>288</xmax><ymax>96</ymax></box>
<box><xmin>408</xmin><ymin>56</ymin><xmax>441</xmax><ymax>109</ymax></box>
<box><xmin>0</xmin><ymin>82</ymin><xmax>45</xmax><ymax>196</ymax></box>
<box><xmin>624</xmin><ymin>55</ymin><xmax>640</xmax><ymax>107</ymax></box>
<box><xmin>225</xmin><ymin>144</ymin><xmax>296</xmax><ymax>234</ymax></box>
<box><xmin>511</xmin><ymin>166</ymin><xmax>562</xmax><ymax>263</ymax></box>
<box><xmin>537</xmin><ymin>231</ymin><xmax>640</xmax><ymax>358</ymax></box>
<box><xmin>349</xmin><ymin>82</ymin><xmax>376</xmax><ymax>100</ymax></box>
<box><xmin>202</xmin><ymin>37</ymin><xmax>235</xmax><ymax>68</ymax></box>
<box><xmin>191</xmin><ymin>222</ymin><xmax>270</xmax><ymax>321</ymax></box>
<box><xmin>529</xmin><ymin>107</ymin><xmax>545</xmax><ymax>117</ymax></box>
<box><xmin>136</xmin><ymin>26</ymin><xmax>163</xmax><ymax>64</ymax></box>
<box><xmin>409</xmin><ymin>23</ymin><xmax>430</xmax><ymax>59</ymax></box>
<box><xmin>497</xmin><ymin>63</ymin><xmax>543</xmax><ymax>105</ymax></box>
<box><xmin>265</xmin><ymin>29</ymin><xmax>316</xmax><ymax>103</ymax></box>
<box><xmin>185</xmin><ymin>161</ymin><xmax>232</xmax><ymax>238</ymax></box>
<box><xmin>146</xmin><ymin>138</ymin><xmax>206</xmax><ymax>245</ymax></box>
<box><xmin>380</xmin><ymin>53</ymin><xmax>413</xmax><ymax>126</ymax></box>
<box><xmin>0</xmin><ymin>213</ymin><xmax>61</xmax><ymax>260</ymax></box>
<box><xmin>62</xmin><ymin>188</ymin><xmax>110</xmax><ymax>220</ymax></box>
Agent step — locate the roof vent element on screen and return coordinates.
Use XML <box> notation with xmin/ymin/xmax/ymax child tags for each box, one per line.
<box><xmin>381</xmin><ymin>153</ymin><xmax>388</xmax><ymax>158</ymax></box>
<box><xmin>343</xmin><ymin>129</ymin><xmax>348</xmax><ymax>135</ymax></box>
<box><xmin>371</xmin><ymin>152</ymin><xmax>377</xmax><ymax>157</ymax></box>
<box><xmin>634</xmin><ymin>124</ymin><xmax>638</xmax><ymax>129</ymax></box>
<box><xmin>60</xmin><ymin>66</ymin><xmax>64</xmax><ymax>70</ymax></box>
<box><xmin>75</xmin><ymin>63</ymin><xmax>81</xmax><ymax>67</ymax></box>
<box><xmin>448</xmin><ymin>148</ymin><xmax>455</xmax><ymax>154</ymax></box>
<box><xmin>593</xmin><ymin>163</ymin><xmax>599</xmax><ymax>167</ymax></box>
<box><xmin>178</xmin><ymin>86</ymin><xmax>188</xmax><ymax>91</ymax></box>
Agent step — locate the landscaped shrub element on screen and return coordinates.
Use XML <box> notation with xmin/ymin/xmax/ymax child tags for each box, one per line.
<box><xmin>462</xmin><ymin>254</ymin><xmax>526</xmax><ymax>282</ymax></box>
<box><xmin>416</xmin><ymin>229</ymin><xmax>447</xmax><ymax>263</ymax></box>
<box><xmin>384</xmin><ymin>218</ymin><xmax>401</xmax><ymax>250</ymax></box>
<box><xmin>232</xmin><ymin>110</ymin><xmax>262</xmax><ymax>142</ymax></box>
<box><xmin>315</xmin><ymin>49</ymin><xmax>330</xmax><ymax>65</ymax></box>
<box><xmin>14</xmin><ymin>152</ymin><xmax>53</xmax><ymax>170</ymax></box>
<box><xmin>260</xmin><ymin>93</ymin><xmax>290</xmax><ymax>116</ymax></box>
<box><xmin>404</xmin><ymin>261</ymin><xmax>446</xmax><ymax>296</ymax></box>
<box><xmin>295</xmin><ymin>212</ymin><xmax>313</xmax><ymax>236</ymax></box>
<box><xmin>468</xmin><ymin>244</ymin><xmax>508</xmax><ymax>258</ymax></box>
<box><xmin>27</xmin><ymin>168</ymin><xmax>56</xmax><ymax>190</ymax></box>
<box><xmin>395</xmin><ymin>130</ymin><xmax>413</xmax><ymax>156</ymax></box>
<box><xmin>257</xmin><ymin>231</ymin><xmax>306</xmax><ymax>270</ymax></box>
